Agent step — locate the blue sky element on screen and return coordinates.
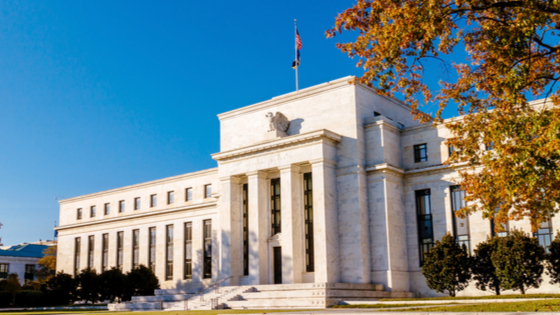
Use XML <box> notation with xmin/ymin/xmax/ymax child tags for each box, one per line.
<box><xmin>0</xmin><ymin>0</ymin><xmax>460</xmax><ymax>246</ymax></box>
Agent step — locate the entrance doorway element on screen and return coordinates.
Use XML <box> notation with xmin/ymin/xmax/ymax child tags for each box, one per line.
<box><xmin>273</xmin><ymin>246</ymin><xmax>282</xmax><ymax>284</ymax></box>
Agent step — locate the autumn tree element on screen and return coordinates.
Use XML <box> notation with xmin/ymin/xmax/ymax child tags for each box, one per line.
<box><xmin>328</xmin><ymin>0</ymin><xmax>560</xmax><ymax>229</ymax></box>
<box><xmin>421</xmin><ymin>233</ymin><xmax>471</xmax><ymax>296</ymax></box>
<box><xmin>36</xmin><ymin>245</ymin><xmax>57</xmax><ymax>282</ymax></box>
<box><xmin>492</xmin><ymin>229</ymin><xmax>545</xmax><ymax>294</ymax></box>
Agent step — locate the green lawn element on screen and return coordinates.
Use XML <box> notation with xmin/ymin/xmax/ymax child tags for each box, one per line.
<box><xmin>332</xmin><ymin>303</ymin><xmax>456</xmax><ymax>309</ymax></box>
<box><xmin>0</xmin><ymin>310</ymin><xmax>304</xmax><ymax>315</ymax></box>
<box><xmin>380</xmin><ymin>293</ymin><xmax>560</xmax><ymax>301</ymax></box>
<box><xmin>388</xmin><ymin>299</ymin><xmax>560</xmax><ymax>312</ymax></box>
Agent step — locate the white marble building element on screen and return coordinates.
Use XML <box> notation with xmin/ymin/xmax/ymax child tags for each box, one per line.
<box><xmin>55</xmin><ymin>77</ymin><xmax>559</xmax><ymax>297</ymax></box>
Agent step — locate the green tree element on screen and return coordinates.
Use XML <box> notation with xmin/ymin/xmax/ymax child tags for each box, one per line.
<box><xmin>124</xmin><ymin>265</ymin><xmax>159</xmax><ymax>301</ymax></box>
<box><xmin>546</xmin><ymin>232</ymin><xmax>560</xmax><ymax>285</ymax></box>
<box><xmin>492</xmin><ymin>229</ymin><xmax>545</xmax><ymax>294</ymax></box>
<box><xmin>327</xmin><ymin>0</ymin><xmax>560</xmax><ymax>230</ymax></box>
<box><xmin>99</xmin><ymin>267</ymin><xmax>126</xmax><ymax>302</ymax></box>
<box><xmin>46</xmin><ymin>272</ymin><xmax>74</xmax><ymax>305</ymax></box>
<box><xmin>74</xmin><ymin>268</ymin><xmax>99</xmax><ymax>304</ymax></box>
<box><xmin>4</xmin><ymin>273</ymin><xmax>21</xmax><ymax>306</ymax></box>
<box><xmin>421</xmin><ymin>233</ymin><xmax>471</xmax><ymax>297</ymax></box>
<box><xmin>472</xmin><ymin>236</ymin><xmax>501</xmax><ymax>295</ymax></box>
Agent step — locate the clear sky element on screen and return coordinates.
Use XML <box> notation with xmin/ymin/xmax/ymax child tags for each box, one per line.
<box><xmin>0</xmin><ymin>0</ymin><xmax>460</xmax><ymax>246</ymax></box>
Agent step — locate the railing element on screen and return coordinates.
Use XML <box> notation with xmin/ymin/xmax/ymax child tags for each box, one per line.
<box><xmin>183</xmin><ymin>276</ymin><xmax>233</xmax><ymax>310</ymax></box>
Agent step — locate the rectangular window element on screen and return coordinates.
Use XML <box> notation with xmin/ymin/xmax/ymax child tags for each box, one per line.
<box><xmin>184</xmin><ymin>222</ymin><xmax>192</xmax><ymax>279</ymax></box>
<box><xmin>87</xmin><ymin>235</ymin><xmax>94</xmax><ymax>269</ymax></box>
<box><xmin>117</xmin><ymin>231</ymin><xmax>124</xmax><ymax>270</ymax></box>
<box><xmin>119</xmin><ymin>200</ymin><xmax>125</xmax><ymax>213</ymax></box>
<box><xmin>149</xmin><ymin>227</ymin><xmax>156</xmax><ymax>271</ymax></box>
<box><xmin>242</xmin><ymin>184</ymin><xmax>249</xmax><ymax>276</ymax></box>
<box><xmin>414</xmin><ymin>143</ymin><xmax>428</xmax><ymax>163</ymax></box>
<box><xmin>304</xmin><ymin>173</ymin><xmax>315</xmax><ymax>272</ymax></box>
<box><xmin>166</xmin><ymin>225</ymin><xmax>174</xmax><ymax>280</ymax></box>
<box><xmin>74</xmin><ymin>237</ymin><xmax>81</xmax><ymax>276</ymax></box>
<box><xmin>77</xmin><ymin>208</ymin><xmax>82</xmax><ymax>220</ymax></box>
<box><xmin>448</xmin><ymin>144</ymin><xmax>455</xmax><ymax>157</ymax></box>
<box><xmin>104</xmin><ymin>203</ymin><xmax>110</xmax><ymax>215</ymax></box>
<box><xmin>491</xmin><ymin>208</ymin><xmax>509</xmax><ymax>237</ymax></box>
<box><xmin>102</xmin><ymin>233</ymin><xmax>109</xmax><ymax>272</ymax></box>
<box><xmin>132</xmin><ymin>229</ymin><xmax>140</xmax><ymax>269</ymax></box>
<box><xmin>205</xmin><ymin>185</ymin><xmax>212</xmax><ymax>198</ymax></box>
<box><xmin>150</xmin><ymin>195</ymin><xmax>157</xmax><ymax>208</ymax></box>
<box><xmin>90</xmin><ymin>206</ymin><xmax>96</xmax><ymax>218</ymax></box>
<box><xmin>203</xmin><ymin>220</ymin><xmax>212</xmax><ymax>279</ymax></box>
<box><xmin>270</xmin><ymin>178</ymin><xmax>281</xmax><ymax>235</ymax></box>
<box><xmin>185</xmin><ymin>188</ymin><xmax>193</xmax><ymax>201</ymax></box>
<box><xmin>0</xmin><ymin>264</ymin><xmax>8</xmax><ymax>280</ymax></box>
<box><xmin>450</xmin><ymin>186</ymin><xmax>470</xmax><ymax>253</ymax></box>
<box><xmin>486</xmin><ymin>141</ymin><xmax>494</xmax><ymax>151</ymax></box>
<box><xmin>24</xmin><ymin>264</ymin><xmax>34</xmax><ymax>283</ymax></box>
<box><xmin>535</xmin><ymin>220</ymin><xmax>553</xmax><ymax>252</ymax></box>
<box><xmin>134</xmin><ymin>197</ymin><xmax>141</xmax><ymax>210</ymax></box>
<box><xmin>168</xmin><ymin>191</ymin><xmax>174</xmax><ymax>205</ymax></box>
<box><xmin>416</xmin><ymin>189</ymin><xmax>434</xmax><ymax>266</ymax></box>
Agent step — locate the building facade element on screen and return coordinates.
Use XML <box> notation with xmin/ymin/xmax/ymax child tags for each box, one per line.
<box><xmin>55</xmin><ymin>77</ymin><xmax>559</xmax><ymax>296</ymax></box>
<box><xmin>0</xmin><ymin>241</ymin><xmax>55</xmax><ymax>285</ymax></box>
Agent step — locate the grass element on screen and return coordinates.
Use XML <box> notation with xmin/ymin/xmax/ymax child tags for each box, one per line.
<box><xmin>332</xmin><ymin>303</ymin><xmax>456</xmax><ymax>309</ymax></box>
<box><xmin>388</xmin><ymin>299</ymin><xmax>560</xmax><ymax>312</ymax></box>
<box><xmin>0</xmin><ymin>310</ymin><xmax>306</xmax><ymax>315</ymax></box>
<box><xmin>379</xmin><ymin>293</ymin><xmax>560</xmax><ymax>301</ymax></box>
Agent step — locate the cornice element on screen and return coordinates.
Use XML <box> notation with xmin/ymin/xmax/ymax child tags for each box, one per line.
<box><xmin>59</xmin><ymin>168</ymin><xmax>218</xmax><ymax>204</ymax></box>
<box><xmin>365</xmin><ymin>163</ymin><xmax>405</xmax><ymax>174</ymax></box>
<box><xmin>56</xmin><ymin>201</ymin><xmax>217</xmax><ymax>231</ymax></box>
<box><xmin>211</xmin><ymin>129</ymin><xmax>342</xmax><ymax>162</ymax></box>
<box><xmin>217</xmin><ymin>77</ymin><xmax>355</xmax><ymax>120</ymax></box>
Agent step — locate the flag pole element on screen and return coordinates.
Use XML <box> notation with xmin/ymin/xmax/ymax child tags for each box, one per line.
<box><xmin>295</xmin><ymin>19</ymin><xmax>299</xmax><ymax>91</ymax></box>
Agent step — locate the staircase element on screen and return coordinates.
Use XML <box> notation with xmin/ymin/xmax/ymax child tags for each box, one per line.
<box><xmin>108</xmin><ymin>282</ymin><xmax>415</xmax><ymax>311</ymax></box>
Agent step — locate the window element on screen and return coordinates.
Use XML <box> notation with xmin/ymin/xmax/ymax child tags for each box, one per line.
<box><xmin>150</xmin><ymin>195</ymin><xmax>157</xmax><ymax>208</ymax></box>
<box><xmin>203</xmin><ymin>220</ymin><xmax>212</xmax><ymax>279</ymax></box>
<box><xmin>486</xmin><ymin>141</ymin><xmax>494</xmax><ymax>151</ymax></box>
<box><xmin>416</xmin><ymin>189</ymin><xmax>433</xmax><ymax>266</ymax></box>
<box><xmin>90</xmin><ymin>206</ymin><xmax>96</xmax><ymax>218</ymax></box>
<box><xmin>184</xmin><ymin>222</ymin><xmax>192</xmax><ymax>279</ymax></box>
<box><xmin>74</xmin><ymin>237</ymin><xmax>81</xmax><ymax>276</ymax></box>
<box><xmin>77</xmin><ymin>208</ymin><xmax>83</xmax><ymax>220</ymax></box>
<box><xmin>414</xmin><ymin>143</ymin><xmax>428</xmax><ymax>162</ymax></box>
<box><xmin>448</xmin><ymin>144</ymin><xmax>455</xmax><ymax>157</ymax></box>
<box><xmin>242</xmin><ymin>184</ymin><xmax>249</xmax><ymax>276</ymax></box>
<box><xmin>132</xmin><ymin>229</ymin><xmax>140</xmax><ymax>269</ymax></box>
<box><xmin>535</xmin><ymin>220</ymin><xmax>553</xmax><ymax>251</ymax></box>
<box><xmin>205</xmin><ymin>185</ymin><xmax>212</xmax><ymax>198</ymax></box>
<box><xmin>104</xmin><ymin>203</ymin><xmax>110</xmax><ymax>215</ymax></box>
<box><xmin>134</xmin><ymin>197</ymin><xmax>141</xmax><ymax>210</ymax></box>
<box><xmin>102</xmin><ymin>234</ymin><xmax>109</xmax><ymax>272</ymax></box>
<box><xmin>168</xmin><ymin>191</ymin><xmax>174</xmax><ymax>205</ymax></box>
<box><xmin>87</xmin><ymin>235</ymin><xmax>95</xmax><ymax>269</ymax></box>
<box><xmin>117</xmin><ymin>231</ymin><xmax>124</xmax><ymax>270</ymax></box>
<box><xmin>270</xmin><ymin>178</ymin><xmax>281</xmax><ymax>235</ymax></box>
<box><xmin>149</xmin><ymin>227</ymin><xmax>156</xmax><ymax>271</ymax></box>
<box><xmin>166</xmin><ymin>225</ymin><xmax>174</xmax><ymax>280</ymax></box>
<box><xmin>185</xmin><ymin>188</ymin><xmax>193</xmax><ymax>201</ymax></box>
<box><xmin>0</xmin><ymin>264</ymin><xmax>8</xmax><ymax>280</ymax></box>
<box><xmin>24</xmin><ymin>265</ymin><xmax>34</xmax><ymax>283</ymax></box>
<box><xmin>119</xmin><ymin>200</ymin><xmax>125</xmax><ymax>213</ymax></box>
<box><xmin>304</xmin><ymin>173</ymin><xmax>315</xmax><ymax>272</ymax></box>
<box><xmin>491</xmin><ymin>208</ymin><xmax>509</xmax><ymax>237</ymax></box>
<box><xmin>450</xmin><ymin>186</ymin><xmax>470</xmax><ymax>253</ymax></box>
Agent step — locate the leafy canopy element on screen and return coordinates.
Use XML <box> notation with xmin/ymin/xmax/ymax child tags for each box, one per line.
<box><xmin>328</xmin><ymin>0</ymin><xmax>560</xmax><ymax>229</ymax></box>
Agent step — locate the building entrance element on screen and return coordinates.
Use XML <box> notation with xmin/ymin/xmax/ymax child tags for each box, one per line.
<box><xmin>273</xmin><ymin>246</ymin><xmax>282</xmax><ymax>284</ymax></box>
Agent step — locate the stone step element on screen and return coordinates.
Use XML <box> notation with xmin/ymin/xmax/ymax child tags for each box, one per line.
<box><xmin>249</xmin><ymin>283</ymin><xmax>384</xmax><ymax>292</ymax></box>
<box><xmin>131</xmin><ymin>294</ymin><xmax>192</xmax><ymax>302</ymax></box>
<box><xmin>225</xmin><ymin>298</ymin><xmax>334</xmax><ymax>309</ymax></box>
<box><xmin>236</xmin><ymin>289</ymin><xmax>406</xmax><ymax>299</ymax></box>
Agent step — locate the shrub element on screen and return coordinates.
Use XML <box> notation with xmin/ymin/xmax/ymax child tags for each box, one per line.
<box><xmin>124</xmin><ymin>265</ymin><xmax>159</xmax><ymax>301</ymax></box>
<box><xmin>46</xmin><ymin>272</ymin><xmax>74</xmax><ymax>305</ymax></box>
<box><xmin>4</xmin><ymin>273</ymin><xmax>21</xmax><ymax>306</ymax></box>
<box><xmin>74</xmin><ymin>268</ymin><xmax>99</xmax><ymax>304</ymax></box>
<box><xmin>421</xmin><ymin>233</ymin><xmax>471</xmax><ymax>297</ymax></box>
<box><xmin>472</xmin><ymin>236</ymin><xmax>502</xmax><ymax>295</ymax></box>
<box><xmin>14</xmin><ymin>290</ymin><xmax>45</xmax><ymax>307</ymax></box>
<box><xmin>99</xmin><ymin>267</ymin><xmax>126</xmax><ymax>302</ymax></box>
<box><xmin>492</xmin><ymin>229</ymin><xmax>545</xmax><ymax>294</ymax></box>
<box><xmin>547</xmin><ymin>232</ymin><xmax>560</xmax><ymax>285</ymax></box>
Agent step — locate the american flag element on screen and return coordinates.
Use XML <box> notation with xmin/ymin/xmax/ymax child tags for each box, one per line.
<box><xmin>296</xmin><ymin>29</ymin><xmax>302</xmax><ymax>50</ymax></box>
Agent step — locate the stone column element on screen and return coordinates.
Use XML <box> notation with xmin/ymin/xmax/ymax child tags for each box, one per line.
<box><xmin>247</xmin><ymin>171</ymin><xmax>269</xmax><ymax>284</ymax></box>
<box><xmin>311</xmin><ymin>159</ymin><xmax>340</xmax><ymax>283</ymax></box>
<box><xmin>219</xmin><ymin>176</ymin><xmax>242</xmax><ymax>286</ymax></box>
<box><xmin>279</xmin><ymin>164</ymin><xmax>303</xmax><ymax>284</ymax></box>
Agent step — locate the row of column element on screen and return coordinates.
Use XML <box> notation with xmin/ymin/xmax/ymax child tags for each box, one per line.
<box><xmin>219</xmin><ymin>159</ymin><xmax>339</xmax><ymax>285</ymax></box>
